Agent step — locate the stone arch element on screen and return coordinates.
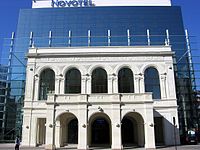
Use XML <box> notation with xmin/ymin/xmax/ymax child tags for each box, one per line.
<box><xmin>141</xmin><ymin>63</ymin><xmax>164</xmax><ymax>75</ymax></box>
<box><xmin>121</xmin><ymin>112</ymin><xmax>145</xmax><ymax>147</ymax></box>
<box><xmin>88</xmin><ymin>64</ymin><xmax>112</xmax><ymax>75</ymax></box>
<box><xmin>37</xmin><ymin>65</ymin><xmax>59</xmax><ymax>76</ymax></box>
<box><xmin>55</xmin><ymin>111</ymin><xmax>79</xmax><ymax>122</ymax></box>
<box><xmin>88</xmin><ymin>112</ymin><xmax>112</xmax><ymax>147</ymax></box>
<box><xmin>114</xmin><ymin>64</ymin><xmax>139</xmax><ymax>75</ymax></box>
<box><xmin>62</xmin><ymin>65</ymin><xmax>86</xmax><ymax>77</ymax></box>
<box><xmin>55</xmin><ymin>112</ymin><xmax>79</xmax><ymax>148</ymax></box>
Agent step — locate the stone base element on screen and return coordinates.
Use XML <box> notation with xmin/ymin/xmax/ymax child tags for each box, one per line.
<box><xmin>45</xmin><ymin>144</ymin><xmax>56</xmax><ymax>150</ymax></box>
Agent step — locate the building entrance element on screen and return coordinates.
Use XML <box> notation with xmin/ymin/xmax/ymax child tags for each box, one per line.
<box><xmin>56</xmin><ymin>113</ymin><xmax>78</xmax><ymax>147</ymax></box>
<box><xmin>122</xmin><ymin>113</ymin><xmax>145</xmax><ymax>147</ymax></box>
<box><xmin>68</xmin><ymin>118</ymin><xmax>78</xmax><ymax>144</ymax></box>
<box><xmin>36</xmin><ymin>118</ymin><xmax>46</xmax><ymax>146</ymax></box>
<box><xmin>122</xmin><ymin>117</ymin><xmax>134</xmax><ymax>145</ymax></box>
<box><xmin>92</xmin><ymin>118</ymin><xmax>110</xmax><ymax>145</ymax></box>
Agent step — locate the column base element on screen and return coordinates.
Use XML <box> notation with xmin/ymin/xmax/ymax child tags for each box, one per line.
<box><xmin>45</xmin><ymin>144</ymin><xmax>56</xmax><ymax>150</ymax></box>
<box><xmin>145</xmin><ymin>148</ymin><xmax>156</xmax><ymax>150</ymax></box>
<box><xmin>112</xmin><ymin>146</ymin><xmax>123</xmax><ymax>150</ymax></box>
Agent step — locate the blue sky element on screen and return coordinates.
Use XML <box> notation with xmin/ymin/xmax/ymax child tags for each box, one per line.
<box><xmin>0</xmin><ymin>0</ymin><xmax>199</xmax><ymax>52</ymax></box>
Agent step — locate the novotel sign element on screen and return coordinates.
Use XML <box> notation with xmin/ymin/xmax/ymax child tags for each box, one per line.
<box><xmin>51</xmin><ymin>0</ymin><xmax>94</xmax><ymax>7</ymax></box>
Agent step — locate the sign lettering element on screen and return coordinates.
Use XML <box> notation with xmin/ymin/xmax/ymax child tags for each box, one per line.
<box><xmin>52</xmin><ymin>0</ymin><xmax>94</xmax><ymax>7</ymax></box>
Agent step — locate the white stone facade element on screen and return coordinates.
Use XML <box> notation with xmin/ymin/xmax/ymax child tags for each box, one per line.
<box><xmin>22</xmin><ymin>46</ymin><xmax>180</xmax><ymax>149</ymax></box>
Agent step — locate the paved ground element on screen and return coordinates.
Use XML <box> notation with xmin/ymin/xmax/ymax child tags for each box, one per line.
<box><xmin>0</xmin><ymin>144</ymin><xmax>200</xmax><ymax>150</ymax></box>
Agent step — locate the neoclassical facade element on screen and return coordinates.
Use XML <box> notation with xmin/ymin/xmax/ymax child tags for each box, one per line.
<box><xmin>22</xmin><ymin>46</ymin><xmax>180</xmax><ymax>150</ymax></box>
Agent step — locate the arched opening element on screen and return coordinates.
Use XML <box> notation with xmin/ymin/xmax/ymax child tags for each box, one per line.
<box><xmin>144</xmin><ymin>67</ymin><xmax>161</xmax><ymax>99</ymax></box>
<box><xmin>121</xmin><ymin>112</ymin><xmax>145</xmax><ymax>148</ymax></box>
<box><xmin>118</xmin><ymin>68</ymin><xmax>134</xmax><ymax>93</ymax></box>
<box><xmin>65</xmin><ymin>68</ymin><xmax>81</xmax><ymax>93</ymax></box>
<box><xmin>92</xmin><ymin>68</ymin><xmax>108</xmax><ymax>93</ymax></box>
<box><xmin>39</xmin><ymin>68</ymin><xmax>55</xmax><ymax>100</ymax></box>
<box><xmin>57</xmin><ymin>113</ymin><xmax>78</xmax><ymax>148</ymax></box>
<box><xmin>88</xmin><ymin>113</ymin><xmax>111</xmax><ymax>148</ymax></box>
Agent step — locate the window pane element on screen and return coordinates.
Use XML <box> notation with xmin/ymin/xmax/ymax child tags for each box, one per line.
<box><xmin>39</xmin><ymin>69</ymin><xmax>55</xmax><ymax>100</ymax></box>
<box><xmin>92</xmin><ymin>68</ymin><xmax>107</xmax><ymax>93</ymax></box>
<box><xmin>65</xmin><ymin>68</ymin><xmax>81</xmax><ymax>94</ymax></box>
<box><xmin>144</xmin><ymin>67</ymin><xmax>161</xmax><ymax>99</ymax></box>
<box><xmin>118</xmin><ymin>68</ymin><xmax>134</xmax><ymax>93</ymax></box>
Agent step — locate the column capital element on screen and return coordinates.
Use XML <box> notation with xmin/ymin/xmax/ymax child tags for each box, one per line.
<box><xmin>160</xmin><ymin>73</ymin><xmax>167</xmax><ymax>80</ymax></box>
<box><xmin>135</xmin><ymin>73</ymin><xmax>144</xmax><ymax>79</ymax></box>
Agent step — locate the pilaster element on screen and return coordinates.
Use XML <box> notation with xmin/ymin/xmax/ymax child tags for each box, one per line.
<box><xmin>160</xmin><ymin>73</ymin><xmax>167</xmax><ymax>99</ymax></box>
<box><xmin>45</xmin><ymin>95</ymin><xmax>56</xmax><ymax>150</ymax></box>
<box><xmin>82</xmin><ymin>75</ymin><xmax>90</xmax><ymax>94</ymax></box>
<box><xmin>111</xmin><ymin>103</ymin><xmax>122</xmax><ymax>150</ymax></box>
<box><xmin>78</xmin><ymin>104</ymin><xmax>88</xmax><ymax>150</ymax></box>
<box><xmin>34</xmin><ymin>74</ymin><xmax>39</xmax><ymax>100</ymax></box>
<box><xmin>144</xmin><ymin>104</ymin><xmax>155</xmax><ymax>149</ymax></box>
<box><xmin>134</xmin><ymin>74</ymin><xmax>143</xmax><ymax>93</ymax></box>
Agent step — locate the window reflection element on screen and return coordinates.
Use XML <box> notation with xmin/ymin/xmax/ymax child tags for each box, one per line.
<box><xmin>144</xmin><ymin>67</ymin><xmax>161</xmax><ymax>99</ymax></box>
<box><xmin>39</xmin><ymin>69</ymin><xmax>55</xmax><ymax>100</ymax></box>
<box><xmin>118</xmin><ymin>68</ymin><xmax>134</xmax><ymax>93</ymax></box>
<box><xmin>92</xmin><ymin>68</ymin><xmax>107</xmax><ymax>93</ymax></box>
<box><xmin>65</xmin><ymin>68</ymin><xmax>81</xmax><ymax>93</ymax></box>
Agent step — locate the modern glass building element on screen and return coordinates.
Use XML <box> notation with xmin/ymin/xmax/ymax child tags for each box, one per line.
<box><xmin>0</xmin><ymin>0</ymin><xmax>197</xmax><ymax>144</ymax></box>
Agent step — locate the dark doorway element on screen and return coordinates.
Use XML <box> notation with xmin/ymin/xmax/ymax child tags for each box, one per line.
<box><xmin>68</xmin><ymin>118</ymin><xmax>78</xmax><ymax>144</ymax></box>
<box><xmin>154</xmin><ymin>117</ymin><xmax>164</xmax><ymax>145</ymax></box>
<box><xmin>122</xmin><ymin>117</ymin><xmax>134</xmax><ymax>145</ymax></box>
<box><xmin>92</xmin><ymin>118</ymin><xmax>110</xmax><ymax>145</ymax></box>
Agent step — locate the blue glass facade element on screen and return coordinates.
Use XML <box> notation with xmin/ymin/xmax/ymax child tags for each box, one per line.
<box><xmin>7</xmin><ymin>6</ymin><xmax>195</xmax><ymax>140</ymax></box>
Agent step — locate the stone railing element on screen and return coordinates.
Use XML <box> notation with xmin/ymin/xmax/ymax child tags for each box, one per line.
<box><xmin>46</xmin><ymin>93</ymin><xmax>153</xmax><ymax>104</ymax></box>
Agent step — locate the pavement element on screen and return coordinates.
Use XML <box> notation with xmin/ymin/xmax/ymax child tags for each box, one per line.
<box><xmin>0</xmin><ymin>144</ymin><xmax>200</xmax><ymax>150</ymax></box>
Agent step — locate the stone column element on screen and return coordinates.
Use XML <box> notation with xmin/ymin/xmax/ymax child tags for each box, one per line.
<box><xmin>25</xmin><ymin>64</ymin><xmax>35</xmax><ymax>101</ymax></box>
<box><xmin>55</xmin><ymin>120</ymin><xmax>61</xmax><ymax>148</ymax></box>
<box><xmin>30</xmin><ymin>117</ymin><xmax>37</xmax><ymax>147</ymax></box>
<box><xmin>139</xmin><ymin>74</ymin><xmax>144</xmax><ymax>93</ymax></box>
<box><xmin>86</xmin><ymin>75</ymin><xmax>91</xmax><ymax>94</ymax></box>
<box><xmin>144</xmin><ymin>104</ymin><xmax>155</xmax><ymax>149</ymax></box>
<box><xmin>111</xmin><ymin>96</ymin><xmax>122</xmax><ymax>150</ymax></box>
<box><xmin>77</xmin><ymin>96</ymin><xmax>88</xmax><ymax>150</ymax></box>
<box><xmin>60</xmin><ymin>76</ymin><xmax>65</xmax><ymax>94</ymax></box>
<box><xmin>108</xmin><ymin>75</ymin><xmax>113</xmax><ymax>94</ymax></box>
<box><xmin>108</xmin><ymin>74</ymin><xmax>116</xmax><ymax>94</ymax></box>
<box><xmin>82</xmin><ymin>75</ymin><xmax>90</xmax><ymax>94</ymax></box>
<box><xmin>34</xmin><ymin>75</ymin><xmax>39</xmax><ymax>100</ymax></box>
<box><xmin>45</xmin><ymin>95</ymin><xmax>56</xmax><ymax>150</ymax></box>
<box><xmin>112</xmin><ymin>74</ymin><xmax>118</xmax><ymax>93</ymax></box>
<box><xmin>134</xmin><ymin>74</ymin><xmax>143</xmax><ymax>93</ymax></box>
<box><xmin>55</xmin><ymin>75</ymin><xmax>61</xmax><ymax>94</ymax></box>
<box><xmin>160</xmin><ymin>73</ymin><xmax>167</xmax><ymax>99</ymax></box>
<box><xmin>22</xmin><ymin>109</ymin><xmax>31</xmax><ymax>146</ymax></box>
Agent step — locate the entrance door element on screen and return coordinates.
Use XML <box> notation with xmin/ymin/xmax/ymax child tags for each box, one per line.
<box><xmin>92</xmin><ymin>118</ymin><xmax>110</xmax><ymax>145</ymax></box>
<box><xmin>68</xmin><ymin>118</ymin><xmax>78</xmax><ymax>144</ymax></box>
<box><xmin>37</xmin><ymin>118</ymin><xmax>46</xmax><ymax>145</ymax></box>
